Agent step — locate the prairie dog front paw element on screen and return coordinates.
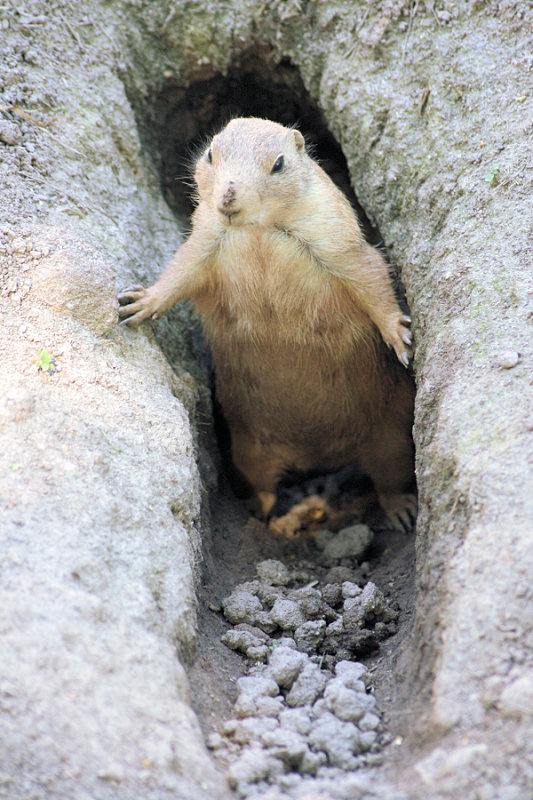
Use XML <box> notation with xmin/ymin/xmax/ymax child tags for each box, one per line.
<box><xmin>118</xmin><ymin>285</ymin><xmax>163</xmax><ymax>325</ymax></box>
<box><xmin>383</xmin><ymin>314</ymin><xmax>413</xmax><ymax>367</ymax></box>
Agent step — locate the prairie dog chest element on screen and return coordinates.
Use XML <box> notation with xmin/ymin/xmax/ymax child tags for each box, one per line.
<box><xmin>198</xmin><ymin>225</ymin><xmax>343</xmax><ymax>339</ymax></box>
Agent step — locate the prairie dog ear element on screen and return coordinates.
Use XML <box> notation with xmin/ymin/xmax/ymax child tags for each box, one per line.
<box><xmin>291</xmin><ymin>129</ymin><xmax>305</xmax><ymax>152</ymax></box>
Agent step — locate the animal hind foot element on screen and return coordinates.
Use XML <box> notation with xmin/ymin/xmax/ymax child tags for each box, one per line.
<box><xmin>378</xmin><ymin>492</ymin><xmax>417</xmax><ymax>532</ymax></box>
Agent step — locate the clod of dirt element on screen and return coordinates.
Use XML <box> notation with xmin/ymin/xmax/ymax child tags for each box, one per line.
<box><xmin>316</xmin><ymin>523</ymin><xmax>374</xmax><ymax>561</ymax></box>
<box><xmin>214</xmin><ymin>555</ymin><xmax>398</xmax><ymax>797</ymax></box>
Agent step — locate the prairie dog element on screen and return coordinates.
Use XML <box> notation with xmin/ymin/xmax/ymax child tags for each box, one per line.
<box><xmin>119</xmin><ymin>117</ymin><xmax>416</xmax><ymax>530</ymax></box>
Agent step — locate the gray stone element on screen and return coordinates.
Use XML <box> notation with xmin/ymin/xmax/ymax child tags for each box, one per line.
<box><xmin>358</xmin><ymin>711</ymin><xmax>380</xmax><ymax>731</ymax></box>
<box><xmin>300</xmin><ymin>746</ymin><xmax>327</xmax><ymax>775</ymax></box>
<box><xmin>335</xmin><ymin>660</ymin><xmax>369</xmax><ymax>687</ymax></box>
<box><xmin>256</xmin><ymin>559</ymin><xmax>290</xmax><ymax>586</ymax></box>
<box><xmin>286</xmin><ymin>662</ymin><xmax>328</xmax><ymax>707</ymax></box>
<box><xmin>267</xmin><ymin>645</ymin><xmax>308</xmax><ymax>689</ymax></box>
<box><xmin>294</xmin><ymin>619</ymin><xmax>326</xmax><ymax>654</ymax></box>
<box><xmin>223</xmin><ymin>716</ymin><xmax>279</xmax><ymax>745</ymax></box>
<box><xmin>324</xmin><ymin>679</ymin><xmax>374</xmax><ymax>722</ymax></box>
<box><xmin>221</xmin><ymin>627</ymin><xmax>267</xmax><ymax>655</ymax></box>
<box><xmin>260</xmin><ymin>727</ymin><xmax>308</xmax><ymax>766</ymax></box>
<box><xmin>254</xmin><ymin>695</ymin><xmax>284</xmax><ymax>718</ymax></box>
<box><xmin>222</xmin><ymin>591</ymin><xmax>264</xmax><ymax>626</ymax></box>
<box><xmin>499</xmin><ymin>672</ymin><xmax>533</xmax><ymax>718</ymax></box>
<box><xmin>342</xmin><ymin>581</ymin><xmax>362</xmax><ymax>599</ymax></box>
<box><xmin>321</xmin><ymin>582</ymin><xmax>342</xmax><ymax>607</ymax></box>
<box><xmin>227</xmin><ymin>746</ymin><xmax>271</xmax><ymax>789</ymax></box>
<box><xmin>308</xmin><ymin>714</ymin><xmax>362</xmax><ymax>768</ymax></box>
<box><xmin>322</xmin><ymin>524</ymin><xmax>373</xmax><ymax>561</ymax></box>
<box><xmin>269</xmin><ymin>597</ymin><xmax>306</xmax><ymax>630</ymax></box>
<box><xmin>236</xmin><ymin>674</ymin><xmax>279</xmax><ymax>701</ymax></box>
<box><xmin>0</xmin><ymin>120</ymin><xmax>21</xmax><ymax>145</ymax></box>
<box><xmin>279</xmin><ymin>707</ymin><xmax>312</xmax><ymax>735</ymax></box>
<box><xmin>288</xmin><ymin>585</ymin><xmax>323</xmax><ymax>618</ymax></box>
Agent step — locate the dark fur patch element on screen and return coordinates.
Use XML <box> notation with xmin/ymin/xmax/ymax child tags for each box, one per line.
<box><xmin>269</xmin><ymin>463</ymin><xmax>373</xmax><ymax>520</ymax></box>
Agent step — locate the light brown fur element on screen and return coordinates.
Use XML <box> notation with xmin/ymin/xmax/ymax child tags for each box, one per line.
<box><xmin>118</xmin><ymin>118</ymin><xmax>416</xmax><ymax>529</ymax></box>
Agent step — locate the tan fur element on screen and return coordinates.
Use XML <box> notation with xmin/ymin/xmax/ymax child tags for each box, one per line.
<box><xmin>118</xmin><ymin>118</ymin><xmax>416</xmax><ymax>529</ymax></box>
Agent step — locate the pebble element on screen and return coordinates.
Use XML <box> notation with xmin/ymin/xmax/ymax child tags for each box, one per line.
<box><xmin>308</xmin><ymin>714</ymin><xmax>362</xmax><ymax>769</ymax></box>
<box><xmin>286</xmin><ymin>662</ymin><xmax>329</xmax><ymax>707</ymax></box>
<box><xmin>342</xmin><ymin>580</ymin><xmax>362</xmax><ymax>599</ymax></box>
<box><xmin>218</xmin><ymin>558</ymin><xmax>394</xmax><ymax>796</ymax></box>
<box><xmin>256</xmin><ymin>559</ymin><xmax>290</xmax><ymax>586</ymax></box>
<box><xmin>321</xmin><ymin>524</ymin><xmax>374</xmax><ymax>561</ymax></box>
<box><xmin>267</xmin><ymin>645</ymin><xmax>307</xmax><ymax>689</ymax></box>
<box><xmin>324</xmin><ymin>679</ymin><xmax>369</xmax><ymax>722</ymax></box>
<box><xmin>236</xmin><ymin>674</ymin><xmax>279</xmax><ymax>701</ymax></box>
<box><xmin>336</xmin><ymin>659</ymin><xmax>370</xmax><ymax>688</ymax></box>
<box><xmin>0</xmin><ymin>120</ymin><xmax>22</xmax><ymax>146</ymax></box>
<box><xmin>227</xmin><ymin>746</ymin><xmax>271</xmax><ymax>789</ymax></box>
<box><xmin>497</xmin><ymin>350</ymin><xmax>520</xmax><ymax>370</ymax></box>
<box><xmin>499</xmin><ymin>672</ymin><xmax>533</xmax><ymax>718</ymax></box>
<box><xmin>223</xmin><ymin>590</ymin><xmax>263</xmax><ymax>625</ymax></box>
<box><xmin>279</xmin><ymin>707</ymin><xmax>312</xmax><ymax>735</ymax></box>
<box><xmin>270</xmin><ymin>596</ymin><xmax>306</xmax><ymax>630</ymax></box>
<box><xmin>321</xmin><ymin>582</ymin><xmax>342</xmax><ymax>607</ymax></box>
<box><xmin>288</xmin><ymin>585</ymin><xmax>323</xmax><ymax>618</ymax></box>
<box><xmin>294</xmin><ymin>619</ymin><xmax>326</xmax><ymax>654</ymax></box>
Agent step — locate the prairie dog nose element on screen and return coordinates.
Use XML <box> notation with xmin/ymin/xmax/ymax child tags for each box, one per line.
<box><xmin>218</xmin><ymin>181</ymin><xmax>241</xmax><ymax>218</ymax></box>
<box><xmin>222</xmin><ymin>182</ymin><xmax>236</xmax><ymax>208</ymax></box>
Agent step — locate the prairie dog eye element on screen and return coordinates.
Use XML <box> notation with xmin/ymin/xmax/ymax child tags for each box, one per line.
<box><xmin>207</xmin><ymin>148</ymin><xmax>213</xmax><ymax>163</ymax></box>
<box><xmin>271</xmin><ymin>154</ymin><xmax>284</xmax><ymax>174</ymax></box>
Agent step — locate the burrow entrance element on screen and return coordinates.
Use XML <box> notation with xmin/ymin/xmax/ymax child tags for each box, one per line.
<box><xmin>139</xmin><ymin>50</ymin><xmax>383</xmax><ymax>247</ymax></box>
<box><xmin>132</xmin><ymin>50</ymin><xmax>417</xmax><ymax>797</ymax></box>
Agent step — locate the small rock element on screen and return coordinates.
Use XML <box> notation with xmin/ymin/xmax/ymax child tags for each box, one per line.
<box><xmin>288</xmin><ymin>585</ymin><xmax>323</xmax><ymax>618</ymax></box>
<box><xmin>308</xmin><ymin>714</ymin><xmax>362</xmax><ymax>768</ymax></box>
<box><xmin>360</xmin><ymin>730</ymin><xmax>377</xmax><ymax>750</ymax></box>
<box><xmin>255</xmin><ymin>696</ymin><xmax>284</xmax><ymax>718</ymax></box>
<box><xmin>358</xmin><ymin>711</ymin><xmax>380</xmax><ymax>731</ymax></box>
<box><xmin>270</xmin><ymin>596</ymin><xmax>306</xmax><ymax>630</ymax></box>
<box><xmin>268</xmin><ymin>645</ymin><xmax>308</xmax><ymax>689</ymax></box>
<box><xmin>222</xmin><ymin>590</ymin><xmax>263</xmax><ymax>625</ymax></box>
<box><xmin>286</xmin><ymin>662</ymin><xmax>329</xmax><ymax>707</ymax></box>
<box><xmin>0</xmin><ymin>120</ymin><xmax>22</xmax><ymax>146</ymax></box>
<box><xmin>322</xmin><ymin>524</ymin><xmax>373</xmax><ymax>561</ymax></box>
<box><xmin>221</xmin><ymin>627</ymin><xmax>266</xmax><ymax>654</ymax></box>
<box><xmin>497</xmin><ymin>350</ymin><xmax>520</xmax><ymax>370</ymax></box>
<box><xmin>237</xmin><ymin>675</ymin><xmax>279</xmax><ymax>701</ymax></box>
<box><xmin>321</xmin><ymin>582</ymin><xmax>342</xmax><ymax>607</ymax></box>
<box><xmin>256</xmin><ymin>559</ymin><xmax>290</xmax><ymax>586</ymax></box>
<box><xmin>300</xmin><ymin>747</ymin><xmax>327</xmax><ymax>775</ymax></box>
<box><xmin>206</xmin><ymin>732</ymin><xmax>226</xmax><ymax>750</ymax></box>
<box><xmin>342</xmin><ymin>581</ymin><xmax>362</xmax><ymax>599</ymax></box>
<box><xmin>255</xmin><ymin>609</ymin><xmax>278</xmax><ymax>633</ymax></box>
<box><xmin>279</xmin><ymin>707</ymin><xmax>312</xmax><ymax>735</ymax></box>
<box><xmin>260</xmin><ymin>728</ymin><xmax>308</xmax><ymax>767</ymax></box>
<box><xmin>234</xmin><ymin>694</ymin><xmax>257</xmax><ymax>718</ymax></box>
<box><xmin>325</xmin><ymin>566</ymin><xmax>359</xmax><ymax>584</ymax></box>
<box><xmin>324</xmin><ymin>679</ymin><xmax>373</xmax><ymax>722</ymax></box>
<box><xmin>227</xmin><ymin>746</ymin><xmax>271</xmax><ymax>788</ymax></box>
<box><xmin>335</xmin><ymin>660</ymin><xmax>369</xmax><ymax>685</ymax></box>
<box><xmin>294</xmin><ymin>619</ymin><xmax>326</xmax><ymax>654</ymax></box>
<box><xmin>313</xmin><ymin>529</ymin><xmax>335</xmax><ymax>548</ymax></box>
<box><xmin>500</xmin><ymin>672</ymin><xmax>533</xmax><ymax>718</ymax></box>
<box><xmin>326</xmin><ymin>617</ymin><xmax>344</xmax><ymax>635</ymax></box>
<box><xmin>225</xmin><ymin>716</ymin><xmax>279</xmax><ymax>745</ymax></box>
<box><xmin>247</xmin><ymin>644</ymin><xmax>269</xmax><ymax>661</ymax></box>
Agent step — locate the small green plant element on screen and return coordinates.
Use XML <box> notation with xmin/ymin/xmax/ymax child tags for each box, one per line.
<box><xmin>485</xmin><ymin>163</ymin><xmax>500</xmax><ymax>186</ymax></box>
<box><xmin>37</xmin><ymin>348</ymin><xmax>57</xmax><ymax>373</ymax></box>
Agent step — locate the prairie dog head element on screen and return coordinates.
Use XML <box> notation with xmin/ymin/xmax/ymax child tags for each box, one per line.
<box><xmin>194</xmin><ymin>117</ymin><xmax>312</xmax><ymax>228</ymax></box>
